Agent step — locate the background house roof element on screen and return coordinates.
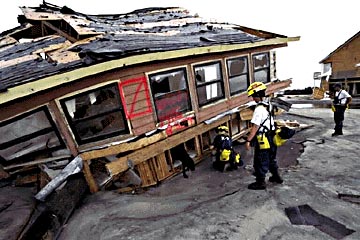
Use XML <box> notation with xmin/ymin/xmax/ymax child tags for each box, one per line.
<box><xmin>319</xmin><ymin>30</ymin><xmax>360</xmax><ymax>64</ymax></box>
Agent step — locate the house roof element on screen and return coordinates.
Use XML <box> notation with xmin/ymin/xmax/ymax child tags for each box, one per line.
<box><xmin>319</xmin><ymin>30</ymin><xmax>360</xmax><ymax>64</ymax></box>
<box><xmin>0</xmin><ymin>2</ymin><xmax>299</xmax><ymax>105</ymax></box>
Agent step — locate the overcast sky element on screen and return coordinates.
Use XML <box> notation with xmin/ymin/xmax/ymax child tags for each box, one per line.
<box><xmin>0</xmin><ymin>0</ymin><xmax>358</xmax><ymax>89</ymax></box>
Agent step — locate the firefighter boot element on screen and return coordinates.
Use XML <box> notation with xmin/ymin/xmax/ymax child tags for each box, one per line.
<box><xmin>269</xmin><ymin>172</ymin><xmax>283</xmax><ymax>184</ymax></box>
<box><xmin>248</xmin><ymin>178</ymin><xmax>266</xmax><ymax>190</ymax></box>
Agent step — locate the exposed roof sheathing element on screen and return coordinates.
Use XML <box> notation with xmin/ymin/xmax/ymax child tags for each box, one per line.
<box><xmin>0</xmin><ymin>2</ymin><xmax>299</xmax><ymax>104</ymax></box>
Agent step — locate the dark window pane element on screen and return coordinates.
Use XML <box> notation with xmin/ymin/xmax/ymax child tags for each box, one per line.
<box><xmin>0</xmin><ymin>111</ymin><xmax>51</xmax><ymax>144</ymax></box>
<box><xmin>227</xmin><ymin>58</ymin><xmax>248</xmax><ymax>76</ymax></box>
<box><xmin>254</xmin><ymin>69</ymin><xmax>269</xmax><ymax>83</ymax></box>
<box><xmin>194</xmin><ymin>62</ymin><xmax>224</xmax><ymax>106</ymax></box>
<box><xmin>64</xmin><ymin>87</ymin><xmax>122</xmax><ymax>121</ymax></box>
<box><xmin>150</xmin><ymin>68</ymin><xmax>191</xmax><ymax>122</ymax></box>
<box><xmin>154</xmin><ymin>91</ymin><xmax>190</xmax><ymax>122</ymax></box>
<box><xmin>74</xmin><ymin>111</ymin><xmax>126</xmax><ymax>141</ymax></box>
<box><xmin>253</xmin><ymin>53</ymin><xmax>269</xmax><ymax>70</ymax></box>
<box><xmin>61</xmin><ymin>84</ymin><xmax>129</xmax><ymax>143</ymax></box>
<box><xmin>0</xmin><ymin>132</ymin><xmax>61</xmax><ymax>161</ymax></box>
<box><xmin>0</xmin><ymin>108</ymin><xmax>63</xmax><ymax>162</ymax></box>
<box><xmin>150</xmin><ymin>69</ymin><xmax>187</xmax><ymax>97</ymax></box>
<box><xmin>197</xmin><ymin>82</ymin><xmax>224</xmax><ymax>105</ymax></box>
<box><xmin>229</xmin><ymin>75</ymin><xmax>248</xmax><ymax>94</ymax></box>
<box><xmin>195</xmin><ymin>63</ymin><xmax>222</xmax><ymax>85</ymax></box>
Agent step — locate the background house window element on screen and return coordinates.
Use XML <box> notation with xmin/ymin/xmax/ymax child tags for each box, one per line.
<box><xmin>194</xmin><ymin>62</ymin><xmax>224</xmax><ymax>106</ymax></box>
<box><xmin>61</xmin><ymin>84</ymin><xmax>128</xmax><ymax>144</ymax></box>
<box><xmin>227</xmin><ymin>56</ymin><xmax>249</xmax><ymax>95</ymax></box>
<box><xmin>0</xmin><ymin>107</ymin><xmax>64</xmax><ymax>163</ymax></box>
<box><xmin>149</xmin><ymin>68</ymin><xmax>191</xmax><ymax>122</ymax></box>
<box><xmin>253</xmin><ymin>52</ymin><xmax>270</xmax><ymax>83</ymax></box>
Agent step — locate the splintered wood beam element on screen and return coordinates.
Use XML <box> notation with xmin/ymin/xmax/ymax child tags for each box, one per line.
<box><xmin>80</xmin><ymin>131</ymin><xmax>167</xmax><ymax>161</ymax></box>
<box><xmin>266</xmin><ymin>79</ymin><xmax>292</xmax><ymax>93</ymax></box>
<box><xmin>3</xmin><ymin>155</ymin><xmax>71</xmax><ymax>171</ymax></box>
<box><xmin>82</xmin><ymin>160</ymin><xmax>99</xmax><ymax>193</ymax></box>
<box><xmin>42</xmin><ymin>21</ymin><xmax>78</xmax><ymax>43</ymax></box>
<box><xmin>106</xmin><ymin>117</ymin><xmax>228</xmax><ymax>176</ymax></box>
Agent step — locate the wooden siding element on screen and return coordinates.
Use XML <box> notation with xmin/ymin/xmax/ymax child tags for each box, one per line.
<box><xmin>324</xmin><ymin>36</ymin><xmax>360</xmax><ymax>79</ymax></box>
<box><xmin>119</xmin><ymin>76</ymin><xmax>156</xmax><ymax>135</ymax></box>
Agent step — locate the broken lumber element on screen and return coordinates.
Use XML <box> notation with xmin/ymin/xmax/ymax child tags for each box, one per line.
<box><xmin>270</xmin><ymin>97</ymin><xmax>292</xmax><ymax>111</ymax></box>
<box><xmin>80</xmin><ymin>131</ymin><xmax>167</xmax><ymax>161</ymax></box>
<box><xmin>35</xmin><ymin>156</ymin><xmax>83</xmax><ymax>202</ymax></box>
<box><xmin>3</xmin><ymin>155</ymin><xmax>71</xmax><ymax>171</ymax></box>
<box><xmin>106</xmin><ymin>117</ymin><xmax>228</xmax><ymax>176</ymax></box>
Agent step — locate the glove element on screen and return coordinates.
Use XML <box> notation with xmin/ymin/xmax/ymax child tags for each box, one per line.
<box><xmin>331</xmin><ymin>105</ymin><xmax>336</xmax><ymax>112</ymax></box>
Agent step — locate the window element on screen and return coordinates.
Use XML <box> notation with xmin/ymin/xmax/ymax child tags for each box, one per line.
<box><xmin>0</xmin><ymin>107</ymin><xmax>64</xmax><ymax>163</ymax></box>
<box><xmin>253</xmin><ymin>52</ymin><xmax>270</xmax><ymax>83</ymax></box>
<box><xmin>227</xmin><ymin>56</ymin><xmax>249</xmax><ymax>95</ymax></box>
<box><xmin>60</xmin><ymin>84</ymin><xmax>128</xmax><ymax>144</ymax></box>
<box><xmin>149</xmin><ymin>68</ymin><xmax>192</xmax><ymax>122</ymax></box>
<box><xmin>194</xmin><ymin>62</ymin><xmax>225</xmax><ymax>106</ymax></box>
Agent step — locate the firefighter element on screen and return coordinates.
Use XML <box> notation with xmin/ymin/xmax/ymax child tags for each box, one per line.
<box><xmin>331</xmin><ymin>83</ymin><xmax>352</xmax><ymax>136</ymax></box>
<box><xmin>211</xmin><ymin>125</ymin><xmax>237</xmax><ymax>171</ymax></box>
<box><xmin>245</xmin><ymin>82</ymin><xmax>283</xmax><ymax>190</ymax></box>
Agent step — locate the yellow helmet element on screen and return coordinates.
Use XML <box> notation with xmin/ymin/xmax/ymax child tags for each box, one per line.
<box><xmin>217</xmin><ymin>125</ymin><xmax>229</xmax><ymax>133</ymax></box>
<box><xmin>247</xmin><ymin>82</ymin><xmax>267</xmax><ymax>97</ymax></box>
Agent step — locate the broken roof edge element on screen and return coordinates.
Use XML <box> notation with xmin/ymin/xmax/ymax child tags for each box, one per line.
<box><xmin>319</xmin><ymin>30</ymin><xmax>360</xmax><ymax>64</ymax></box>
<box><xmin>0</xmin><ymin>36</ymin><xmax>299</xmax><ymax>106</ymax></box>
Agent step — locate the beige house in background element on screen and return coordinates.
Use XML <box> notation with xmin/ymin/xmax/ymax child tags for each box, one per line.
<box><xmin>319</xmin><ymin>30</ymin><xmax>360</xmax><ymax>95</ymax></box>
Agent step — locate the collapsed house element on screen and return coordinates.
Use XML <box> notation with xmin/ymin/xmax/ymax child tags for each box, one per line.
<box><xmin>0</xmin><ymin>2</ymin><xmax>299</xmax><ymax>196</ymax></box>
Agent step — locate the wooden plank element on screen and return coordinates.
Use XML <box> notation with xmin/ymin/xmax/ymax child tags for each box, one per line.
<box><xmin>80</xmin><ymin>131</ymin><xmax>166</xmax><ymax>161</ymax></box>
<box><xmin>48</xmin><ymin>101</ymin><xmax>79</xmax><ymax>156</ymax></box>
<box><xmin>3</xmin><ymin>155</ymin><xmax>71</xmax><ymax>170</ymax></box>
<box><xmin>239</xmin><ymin>108</ymin><xmax>254</xmax><ymax>121</ymax></box>
<box><xmin>197</xmin><ymin>101</ymin><xmax>228</xmax><ymax>123</ymax></box>
<box><xmin>122</xmin><ymin>84</ymin><xmax>148</xmax><ymax>95</ymax></box>
<box><xmin>32</xmin><ymin>41</ymin><xmax>72</xmax><ymax>54</ymax></box>
<box><xmin>106</xmin><ymin>117</ymin><xmax>228</xmax><ymax>176</ymax></box>
<box><xmin>42</xmin><ymin>21</ymin><xmax>78</xmax><ymax>43</ymax></box>
<box><xmin>21</xmin><ymin>8</ymin><xmax>62</xmax><ymax>20</ymax></box>
<box><xmin>266</xmin><ymin>79</ymin><xmax>292</xmax><ymax>93</ymax></box>
<box><xmin>228</xmin><ymin>92</ymin><xmax>248</xmax><ymax>108</ymax></box>
<box><xmin>131</xmin><ymin>121</ymin><xmax>157</xmax><ymax>136</ymax></box>
<box><xmin>194</xmin><ymin>135</ymin><xmax>202</xmax><ymax>157</ymax></box>
<box><xmin>136</xmin><ymin>160</ymin><xmax>157</xmax><ymax>187</ymax></box>
<box><xmin>15</xmin><ymin>174</ymin><xmax>38</xmax><ymax>186</ymax></box>
<box><xmin>0</xmin><ymin>55</ymin><xmax>39</xmax><ymax>68</ymax></box>
<box><xmin>82</xmin><ymin>160</ymin><xmax>99</xmax><ymax>193</ymax></box>
<box><xmin>152</xmin><ymin>153</ymin><xmax>171</xmax><ymax>181</ymax></box>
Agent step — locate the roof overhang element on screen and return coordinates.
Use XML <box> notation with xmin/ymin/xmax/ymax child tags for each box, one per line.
<box><xmin>0</xmin><ymin>36</ymin><xmax>299</xmax><ymax>106</ymax></box>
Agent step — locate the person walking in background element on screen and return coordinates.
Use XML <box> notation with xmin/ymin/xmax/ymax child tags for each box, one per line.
<box><xmin>332</xmin><ymin>83</ymin><xmax>352</xmax><ymax>137</ymax></box>
<box><xmin>245</xmin><ymin>82</ymin><xmax>283</xmax><ymax>190</ymax></box>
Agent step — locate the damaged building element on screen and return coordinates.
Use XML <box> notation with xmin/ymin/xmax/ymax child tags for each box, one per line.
<box><xmin>0</xmin><ymin>2</ymin><xmax>299</xmax><ymax>197</ymax></box>
<box><xmin>319</xmin><ymin>30</ymin><xmax>360</xmax><ymax>95</ymax></box>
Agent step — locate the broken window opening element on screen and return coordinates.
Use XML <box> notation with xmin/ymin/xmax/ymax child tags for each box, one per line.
<box><xmin>0</xmin><ymin>107</ymin><xmax>64</xmax><ymax>164</ymax></box>
<box><xmin>60</xmin><ymin>84</ymin><xmax>129</xmax><ymax>144</ymax></box>
<box><xmin>253</xmin><ymin>52</ymin><xmax>270</xmax><ymax>83</ymax></box>
<box><xmin>149</xmin><ymin>68</ymin><xmax>192</xmax><ymax>122</ymax></box>
<box><xmin>231</xmin><ymin>113</ymin><xmax>240</xmax><ymax>136</ymax></box>
<box><xmin>194</xmin><ymin>62</ymin><xmax>225</xmax><ymax>106</ymax></box>
<box><xmin>227</xmin><ymin>56</ymin><xmax>249</xmax><ymax>95</ymax></box>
